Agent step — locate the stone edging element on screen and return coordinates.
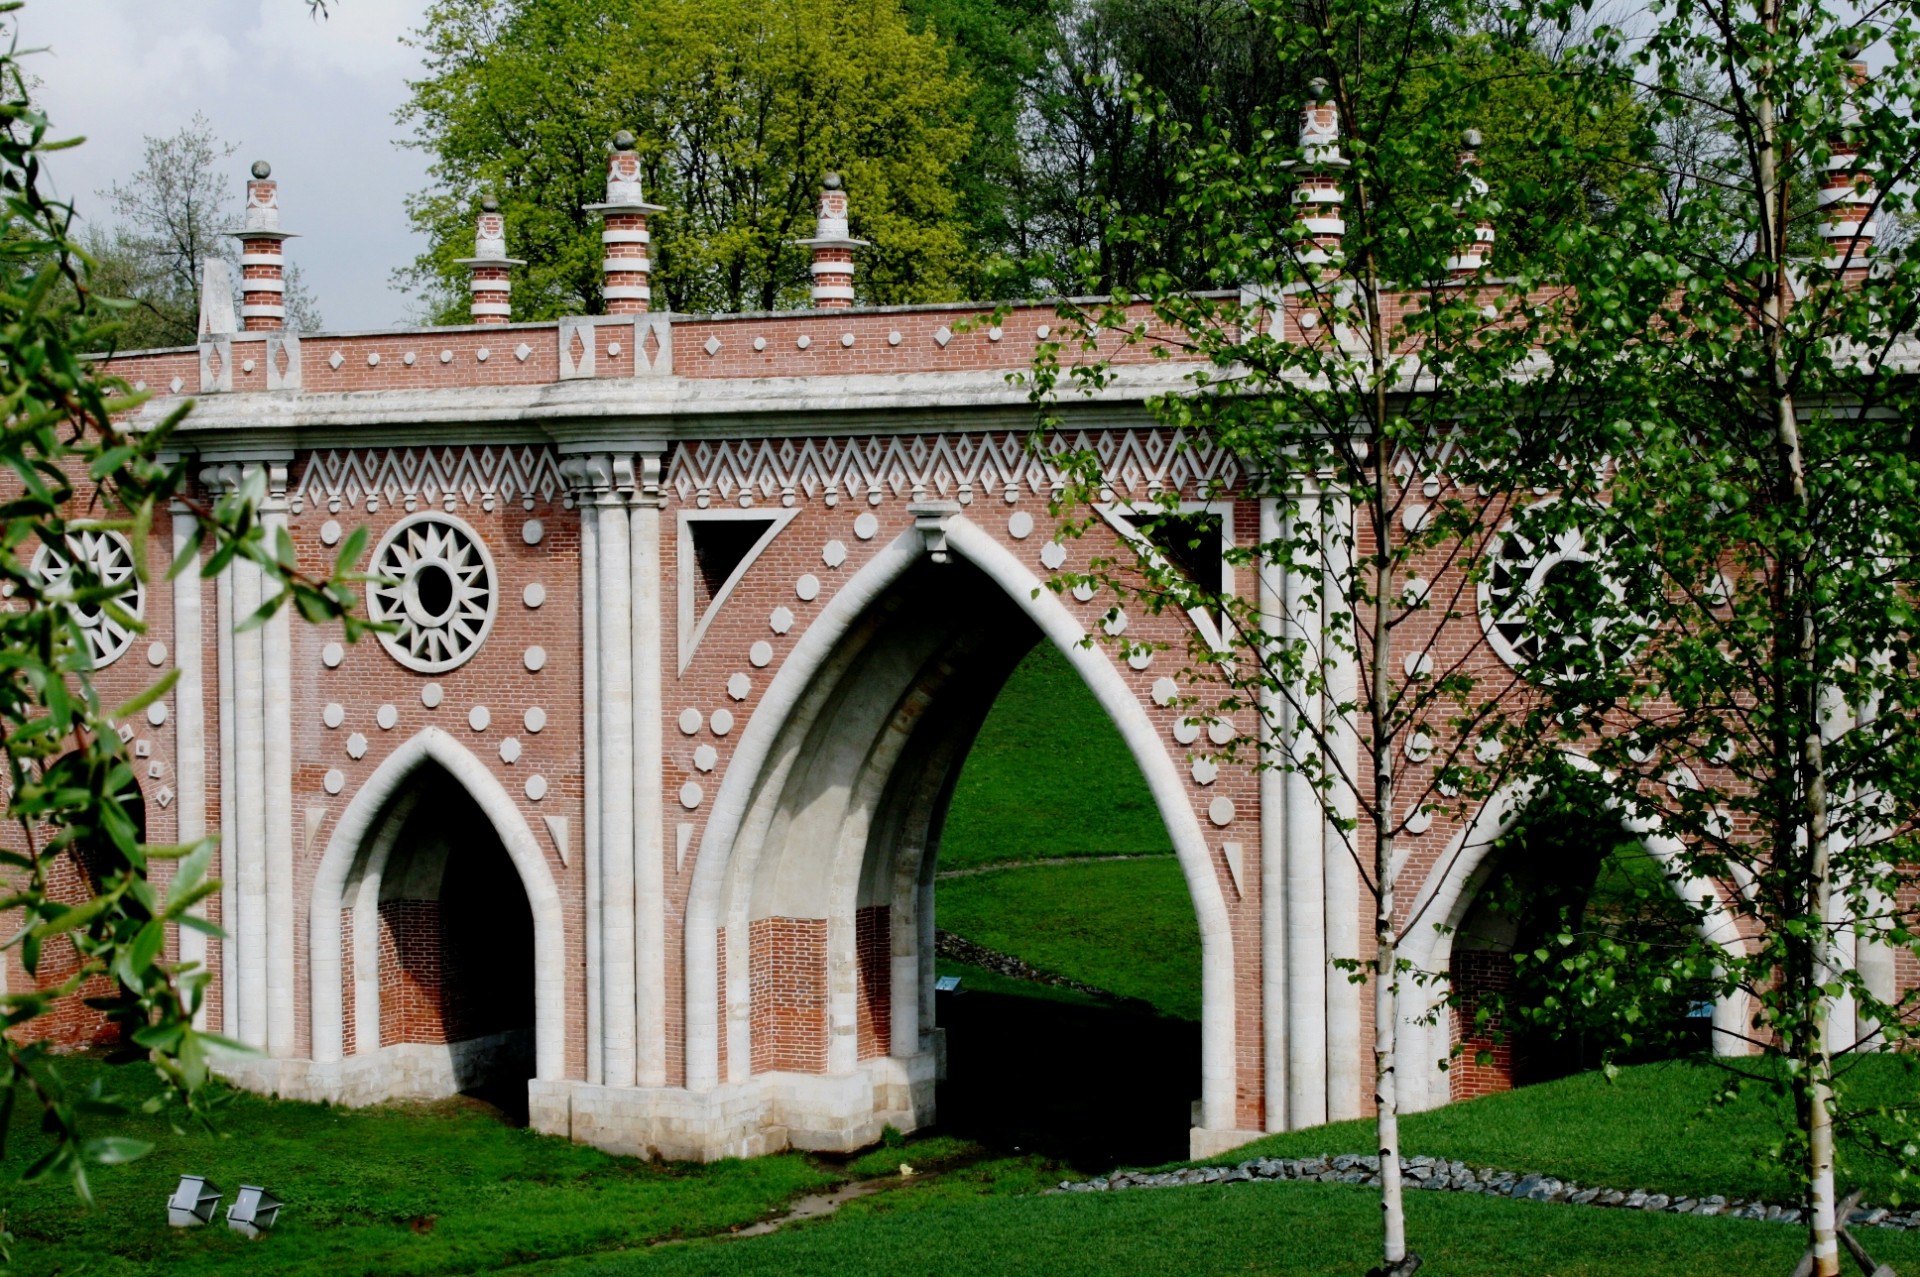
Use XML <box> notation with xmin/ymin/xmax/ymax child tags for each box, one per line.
<box><xmin>1052</xmin><ymin>1155</ymin><xmax>1920</xmax><ymax>1232</ymax></box>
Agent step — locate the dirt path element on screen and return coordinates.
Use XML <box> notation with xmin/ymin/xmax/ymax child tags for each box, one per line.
<box><xmin>933</xmin><ymin>851</ymin><xmax>1175</xmax><ymax>880</ymax></box>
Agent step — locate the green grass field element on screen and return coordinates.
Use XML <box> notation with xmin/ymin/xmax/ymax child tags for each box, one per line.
<box><xmin>9</xmin><ymin>1052</ymin><xmax>1920</xmax><ymax>1275</ymax></box>
<box><xmin>938</xmin><ymin>643</ymin><xmax>1174</xmax><ymax>871</ymax></box>
<box><xmin>935</xmin><ymin>857</ymin><xmax>1200</xmax><ymax>1020</ymax></box>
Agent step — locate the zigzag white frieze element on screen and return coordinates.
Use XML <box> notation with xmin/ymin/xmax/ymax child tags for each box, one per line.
<box><xmin>667</xmin><ymin>430</ymin><xmax>1242</xmax><ymax>507</ymax></box>
<box><xmin>293</xmin><ymin>446</ymin><xmax>568</xmax><ymax>515</ymax></box>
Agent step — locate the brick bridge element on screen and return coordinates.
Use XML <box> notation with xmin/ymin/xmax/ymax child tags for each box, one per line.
<box><xmin>34</xmin><ymin>131</ymin><xmax>1799</xmax><ymax>1162</ymax></box>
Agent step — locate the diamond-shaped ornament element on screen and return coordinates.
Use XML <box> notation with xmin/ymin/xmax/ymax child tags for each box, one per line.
<box><xmin>703</xmin><ymin>336</ymin><xmax>721</xmax><ymax>356</ymax></box>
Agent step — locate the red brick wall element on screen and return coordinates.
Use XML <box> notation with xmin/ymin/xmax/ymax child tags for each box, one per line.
<box><xmin>1450</xmin><ymin>949</ymin><xmax>1515</xmax><ymax>1100</ymax></box>
<box><xmin>379</xmin><ymin>898</ymin><xmax>444</xmax><ymax>1046</ymax></box>
<box><xmin>856</xmin><ymin>905</ymin><xmax>890</xmax><ymax>1061</ymax></box>
<box><xmin>749</xmin><ymin>917</ymin><xmax>828</xmax><ymax>1074</ymax></box>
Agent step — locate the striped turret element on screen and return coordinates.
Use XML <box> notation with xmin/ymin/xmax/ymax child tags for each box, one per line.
<box><xmin>1821</xmin><ymin>47</ymin><xmax>1878</xmax><ymax>282</ymax></box>
<box><xmin>453</xmin><ymin>197</ymin><xmax>525</xmax><ymax>325</ymax></box>
<box><xmin>1447</xmin><ymin>129</ymin><xmax>1495</xmax><ymax>280</ymax></box>
<box><xmin>231</xmin><ymin>161</ymin><xmax>296</xmax><ymax>331</ymax></box>
<box><xmin>584</xmin><ymin>131</ymin><xmax>665</xmax><ymax>315</ymax></box>
<box><xmin>792</xmin><ymin>174</ymin><xmax>868</xmax><ymax>309</ymax></box>
<box><xmin>1284</xmin><ymin>79</ymin><xmax>1349</xmax><ymax>277</ymax></box>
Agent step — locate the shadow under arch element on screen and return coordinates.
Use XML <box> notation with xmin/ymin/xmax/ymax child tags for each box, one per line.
<box><xmin>1398</xmin><ymin>756</ymin><xmax>1751</xmax><ymax>1114</ymax></box>
<box><xmin>683</xmin><ymin>515</ymin><xmax>1237</xmax><ymax>1140</ymax></box>
<box><xmin>309</xmin><ymin>726</ymin><xmax>565</xmax><ymax>1086</ymax></box>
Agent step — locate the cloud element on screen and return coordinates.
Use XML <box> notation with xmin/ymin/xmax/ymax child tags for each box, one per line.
<box><xmin>18</xmin><ymin>0</ymin><xmax>435</xmax><ymax>329</ymax></box>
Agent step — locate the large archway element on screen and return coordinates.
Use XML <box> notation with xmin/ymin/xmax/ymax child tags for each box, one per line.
<box><xmin>682</xmin><ymin>517</ymin><xmax>1235</xmax><ymax>1151</ymax></box>
<box><xmin>308</xmin><ymin>727</ymin><xmax>566</xmax><ymax>1105</ymax></box>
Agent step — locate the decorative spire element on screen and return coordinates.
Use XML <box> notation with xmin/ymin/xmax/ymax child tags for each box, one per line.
<box><xmin>791</xmin><ymin>172</ymin><xmax>868</xmax><ymax>309</ymax></box>
<box><xmin>1820</xmin><ymin>43</ymin><xmax>1877</xmax><ymax>281</ymax></box>
<box><xmin>1447</xmin><ymin>128</ymin><xmax>1495</xmax><ymax>280</ymax></box>
<box><xmin>453</xmin><ymin>196</ymin><xmax>525</xmax><ymax>326</ymax></box>
<box><xmin>1284</xmin><ymin>79</ymin><xmax>1349</xmax><ymax>275</ymax></box>
<box><xmin>583</xmin><ymin>130</ymin><xmax>666</xmax><ymax>315</ymax></box>
<box><xmin>229</xmin><ymin>160</ymin><xmax>298</xmax><ymax>331</ymax></box>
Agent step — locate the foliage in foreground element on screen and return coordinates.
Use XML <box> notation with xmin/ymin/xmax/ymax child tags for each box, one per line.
<box><xmin>0</xmin><ymin>2</ymin><xmax>367</xmax><ymax>1205</ymax></box>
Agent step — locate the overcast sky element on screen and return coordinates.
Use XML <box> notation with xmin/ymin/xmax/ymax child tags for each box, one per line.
<box><xmin>23</xmin><ymin>0</ymin><xmax>435</xmax><ymax>331</ymax></box>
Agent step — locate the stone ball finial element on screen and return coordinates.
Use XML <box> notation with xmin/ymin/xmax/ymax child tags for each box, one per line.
<box><xmin>613</xmin><ymin>130</ymin><xmax>636</xmax><ymax>152</ymax></box>
<box><xmin>1463</xmin><ymin>128</ymin><xmax>1483</xmax><ymax>149</ymax></box>
<box><xmin>823</xmin><ymin>172</ymin><xmax>842</xmax><ymax>190</ymax></box>
<box><xmin>251</xmin><ymin>160</ymin><xmax>272</xmax><ymax>180</ymax></box>
<box><xmin>1307</xmin><ymin>77</ymin><xmax>1329</xmax><ymax>100</ymax></box>
<box><xmin>482</xmin><ymin>195</ymin><xmax>499</xmax><ymax>212</ymax></box>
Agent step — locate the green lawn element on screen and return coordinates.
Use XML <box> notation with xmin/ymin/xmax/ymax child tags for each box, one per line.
<box><xmin>11</xmin><ymin>1051</ymin><xmax>1920</xmax><ymax>1276</ymax></box>
<box><xmin>938</xmin><ymin>643</ymin><xmax>1173</xmax><ymax>871</ymax></box>
<box><xmin>530</xmin><ymin>1176</ymin><xmax>1920</xmax><ymax>1277</ymax></box>
<box><xmin>935</xmin><ymin>857</ymin><xmax>1200</xmax><ymax>1021</ymax></box>
<box><xmin>1213</xmin><ymin>1053</ymin><xmax>1920</xmax><ymax>1208</ymax></box>
<box><xmin>0</xmin><ymin>1059</ymin><xmax>832</xmax><ymax>1277</ymax></box>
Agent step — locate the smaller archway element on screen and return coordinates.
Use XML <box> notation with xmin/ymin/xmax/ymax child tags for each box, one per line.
<box><xmin>1399</xmin><ymin>765</ymin><xmax>1751</xmax><ymax>1113</ymax></box>
<box><xmin>309</xmin><ymin>727</ymin><xmax>565</xmax><ymax>1098</ymax></box>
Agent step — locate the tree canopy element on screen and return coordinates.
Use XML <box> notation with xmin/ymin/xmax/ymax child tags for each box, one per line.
<box><xmin>398</xmin><ymin>0</ymin><xmax>977</xmax><ymax>318</ymax></box>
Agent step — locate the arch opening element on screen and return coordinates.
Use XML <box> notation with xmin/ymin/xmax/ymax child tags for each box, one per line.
<box><xmin>1450</xmin><ymin>795</ymin><xmax>1719</xmax><ymax>1096</ymax></box>
<box><xmin>354</xmin><ymin>765</ymin><xmax>536</xmax><ymax>1118</ymax></box>
<box><xmin>687</xmin><ymin>524</ymin><xmax>1232</xmax><ymax>1156</ymax></box>
<box><xmin>308</xmin><ymin>725</ymin><xmax>566</xmax><ymax>1111</ymax></box>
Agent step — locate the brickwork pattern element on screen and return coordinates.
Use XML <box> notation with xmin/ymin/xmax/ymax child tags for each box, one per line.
<box><xmin>1450</xmin><ymin>948</ymin><xmax>1516</xmax><ymax>1100</ymax></box>
<box><xmin>749</xmin><ymin>917</ymin><xmax>828</xmax><ymax>1074</ymax></box>
<box><xmin>855</xmin><ymin>905</ymin><xmax>890</xmax><ymax>1061</ymax></box>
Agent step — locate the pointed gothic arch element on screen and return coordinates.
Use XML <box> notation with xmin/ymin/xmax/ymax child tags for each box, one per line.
<box><xmin>308</xmin><ymin>726</ymin><xmax>565</xmax><ymax>1084</ymax></box>
<box><xmin>681</xmin><ymin>514</ymin><xmax>1239</xmax><ymax>1138</ymax></box>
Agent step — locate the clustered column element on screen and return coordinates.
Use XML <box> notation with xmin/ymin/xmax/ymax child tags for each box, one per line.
<box><xmin>564</xmin><ymin>447</ymin><xmax>668</xmax><ymax>1091</ymax></box>
<box><xmin>200</xmin><ymin>459</ymin><xmax>296</xmax><ymax>1054</ymax></box>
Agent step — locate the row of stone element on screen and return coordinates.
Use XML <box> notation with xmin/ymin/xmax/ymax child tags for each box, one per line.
<box><xmin>1053</xmin><ymin>1154</ymin><xmax>1920</xmax><ymax>1231</ymax></box>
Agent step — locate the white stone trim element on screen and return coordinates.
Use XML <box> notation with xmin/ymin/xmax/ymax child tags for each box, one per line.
<box><xmin>601</xmin><ymin>257</ymin><xmax>651</xmax><ymax>274</ymax></box>
<box><xmin>239</xmin><ymin>304</ymin><xmax>286</xmax><ymax>319</ymax></box>
<box><xmin>668</xmin><ymin>427</ymin><xmax>1241</xmax><ymax>509</ymax></box>
<box><xmin>241</xmin><ymin>279</ymin><xmax>288</xmax><ymax>295</ymax></box>
<box><xmin>470</xmin><ymin>303</ymin><xmax>513</xmax><ymax>318</ymax></box>
<box><xmin>604</xmin><ymin>285</ymin><xmax>652</xmax><ymax>301</ymax></box>
<box><xmin>811</xmin><ymin>285</ymin><xmax>856</xmax><ymax>302</ymax></box>
<box><xmin>294</xmin><ymin>445</ymin><xmax>566</xmax><ymax>514</ymax></box>
<box><xmin>1282</xmin><ymin>489</ymin><xmax>1328</xmax><ymax>1127</ymax></box>
<box><xmin>307</xmin><ymin>726</ymin><xmax>566</xmax><ymax>1080</ymax></box>
<box><xmin>238</xmin><ymin>253</ymin><xmax>285</xmax><ymax>267</ymax></box>
<box><xmin>674</xmin><ymin>507</ymin><xmax>801</xmax><ymax>673</ymax></box>
<box><xmin>601</xmin><ymin>228</ymin><xmax>651</xmax><ymax>245</ymax></box>
<box><xmin>1321</xmin><ymin>490</ymin><xmax>1363</xmax><ymax>1121</ymax></box>
<box><xmin>596</xmin><ymin>491</ymin><xmax>638</xmax><ymax>1088</ymax></box>
<box><xmin>232</xmin><ymin>555</ymin><xmax>269</xmax><ymax>1048</ymax></box>
<box><xmin>632</xmin><ymin>495</ymin><xmax>668</xmax><ymax>1088</ymax></box>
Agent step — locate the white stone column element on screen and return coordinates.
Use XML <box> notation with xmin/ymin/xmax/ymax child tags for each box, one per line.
<box><xmin>1282</xmin><ymin>485</ymin><xmax>1328</xmax><ymax>1128</ymax></box>
<box><xmin>261</xmin><ymin>464</ymin><xmax>296</xmax><ymax>1058</ymax></box>
<box><xmin>229</xmin><ymin>491</ymin><xmax>269</xmax><ymax>1050</ymax></box>
<box><xmin>213</xmin><ymin>499</ymin><xmax>238</xmax><ymax>1038</ymax></box>
<box><xmin>1322</xmin><ymin>487</ymin><xmax>1364</xmax><ymax>1121</ymax></box>
<box><xmin>630</xmin><ymin>444</ymin><xmax>668</xmax><ymax>1088</ymax></box>
<box><xmin>169</xmin><ymin>502</ymin><xmax>210</xmax><ymax>1031</ymax></box>
<box><xmin>574</xmin><ymin>467</ymin><xmax>605</xmax><ymax>1087</ymax></box>
<box><xmin>1257</xmin><ymin>494</ymin><xmax>1288</xmax><ymax>1131</ymax></box>
<box><xmin>597</xmin><ymin>457</ymin><xmax>638</xmax><ymax>1089</ymax></box>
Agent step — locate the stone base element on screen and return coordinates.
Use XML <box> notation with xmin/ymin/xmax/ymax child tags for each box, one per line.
<box><xmin>215</xmin><ymin>1029</ymin><xmax>533</xmax><ymax>1107</ymax></box>
<box><xmin>1189</xmin><ymin>1127</ymin><xmax>1267</xmax><ymax>1160</ymax></box>
<box><xmin>219</xmin><ymin>1044</ymin><xmax>939</xmax><ymax>1164</ymax></box>
<box><xmin>530</xmin><ymin>1052</ymin><xmax>940</xmax><ymax>1161</ymax></box>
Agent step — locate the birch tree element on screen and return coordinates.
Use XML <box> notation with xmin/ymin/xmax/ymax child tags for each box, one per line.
<box><xmin>1514</xmin><ymin>4</ymin><xmax>1920</xmax><ymax>1272</ymax></box>
<box><xmin>1027</xmin><ymin>3</ymin><xmax>1610</xmax><ymax>1270</ymax></box>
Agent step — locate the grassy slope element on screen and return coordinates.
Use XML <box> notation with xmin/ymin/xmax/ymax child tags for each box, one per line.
<box><xmin>0</xmin><ymin>1061</ymin><xmax>830</xmax><ymax>1277</ymax></box>
<box><xmin>1212</xmin><ymin>1054</ymin><xmax>1920</xmax><ymax>1206</ymax></box>
<box><xmin>541</xmin><ymin>1178</ymin><xmax>1920</xmax><ymax>1277</ymax></box>
<box><xmin>935</xmin><ymin>858</ymin><xmax>1201</xmax><ymax>1020</ymax></box>
<box><xmin>938</xmin><ymin>643</ymin><xmax>1173</xmax><ymax>871</ymax></box>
